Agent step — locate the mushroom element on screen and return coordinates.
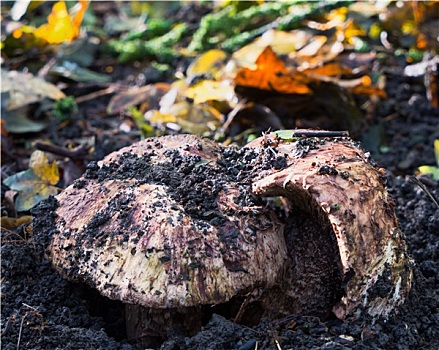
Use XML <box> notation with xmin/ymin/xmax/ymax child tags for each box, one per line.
<box><xmin>247</xmin><ymin>131</ymin><xmax>413</xmax><ymax>319</ymax></box>
<box><xmin>33</xmin><ymin>131</ymin><xmax>412</xmax><ymax>347</ymax></box>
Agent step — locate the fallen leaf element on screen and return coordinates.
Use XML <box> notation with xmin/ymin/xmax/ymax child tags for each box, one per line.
<box><xmin>417</xmin><ymin>140</ymin><xmax>439</xmax><ymax>179</ymax></box>
<box><xmin>418</xmin><ymin>165</ymin><xmax>439</xmax><ymax>180</ymax></box>
<box><xmin>186</xmin><ymin>49</ymin><xmax>228</xmax><ymax>80</ymax></box>
<box><xmin>107</xmin><ymin>83</ymin><xmax>171</xmax><ymax>115</ymax></box>
<box><xmin>1</xmin><ymin>216</ymin><xmax>32</xmax><ymax>230</ymax></box>
<box><xmin>33</xmin><ymin>0</ymin><xmax>88</xmax><ymax>44</ymax></box>
<box><xmin>235</xmin><ymin>46</ymin><xmax>312</xmax><ymax>94</ymax></box>
<box><xmin>50</xmin><ymin>61</ymin><xmax>111</xmax><ymax>83</ymax></box>
<box><xmin>3</xmin><ymin>151</ymin><xmax>60</xmax><ymax>211</ymax></box>
<box><xmin>147</xmin><ymin>100</ymin><xmax>222</xmax><ymax>135</ymax></box>
<box><xmin>30</xmin><ymin>151</ymin><xmax>59</xmax><ymax>185</ymax></box>
<box><xmin>11</xmin><ymin>1</ymin><xmax>88</xmax><ymax>46</ymax></box>
<box><xmin>185</xmin><ymin>80</ymin><xmax>236</xmax><ymax>104</ymax></box>
<box><xmin>1</xmin><ymin>107</ymin><xmax>49</xmax><ymax>134</ymax></box>
<box><xmin>303</xmin><ymin>62</ymin><xmax>352</xmax><ymax>77</ymax></box>
<box><xmin>1</xmin><ymin>69</ymin><xmax>66</xmax><ymax>110</ymax></box>
<box><xmin>232</xmin><ymin>29</ymin><xmax>310</xmax><ymax>69</ymax></box>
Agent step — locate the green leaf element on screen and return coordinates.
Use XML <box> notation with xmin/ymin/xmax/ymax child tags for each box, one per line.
<box><xmin>418</xmin><ymin>166</ymin><xmax>439</xmax><ymax>180</ymax></box>
<box><xmin>15</xmin><ymin>183</ymin><xmax>59</xmax><ymax>212</ymax></box>
<box><xmin>50</xmin><ymin>62</ymin><xmax>111</xmax><ymax>83</ymax></box>
<box><xmin>1</xmin><ymin>105</ymin><xmax>49</xmax><ymax>133</ymax></box>
<box><xmin>269</xmin><ymin>130</ymin><xmax>298</xmax><ymax>141</ymax></box>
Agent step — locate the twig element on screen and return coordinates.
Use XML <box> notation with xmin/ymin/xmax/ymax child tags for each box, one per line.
<box><xmin>289</xmin><ymin>130</ymin><xmax>349</xmax><ymax>138</ymax></box>
<box><xmin>269</xmin><ymin>324</ymin><xmax>283</xmax><ymax>350</ymax></box>
<box><xmin>75</xmin><ymin>85</ymin><xmax>119</xmax><ymax>104</ymax></box>
<box><xmin>37</xmin><ymin>58</ymin><xmax>57</xmax><ymax>79</ymax></box>
<box><xmin>271</xmin><ymin>129</ymin><xmax>349</xmax><ymax>139</ymax></box>
<box><xmin>410</xmin><ymin>176</ymin><xmax>439</xmax><ymax>209</ymax></box>
<box><xmin>16</xmin><ymin>314</ymin><xmax>26</xmax><ymax>350</ymax></box>
<box><xmin>33</xmin><ymin>142</ymin><xmax>90</xmax><ymax>161</ymax></box>
<box><xmin>22</xmin><ymin>303</ymin><xmax>39</xmax><ymax>312</ymax></box>
<box><xmin>221</xmin><ymin>99</ymin><xmax>247</xmax><ymax>133</ymax></box>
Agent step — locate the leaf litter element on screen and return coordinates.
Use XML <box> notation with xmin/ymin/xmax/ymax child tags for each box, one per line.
<box><xmin>3</xmin><ymin>151</ymin><xmax>60</xmax><ymax>212</ymax></box>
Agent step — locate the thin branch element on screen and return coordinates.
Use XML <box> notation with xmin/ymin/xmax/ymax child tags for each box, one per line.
<box><xmin>33</xmin><ymin>142</ymin><xmax>91</xmax><ymax>161</ymax></box>
<box><xmin>269</xmin><ymin>324</ymin><xmax>283</xmax><ymax>350</ymax></box>
<box><xmin>280</xmin><ymin>130</ymin><xmax>349</xmax><ymax>138</ymax></box>
<box><xmin>16</xmin><ymin>314</ymin><xmax>26</xmax><ymax>350</ymax></box>
<box><xmin>410</xmin><ymin>176</ymin><xmax>439</xmax><ymax>209</ymax></box>
<box><xmin>75</xmin><ymin>85</ymin><xmax>119</xmax><ymax>104</ymax></box>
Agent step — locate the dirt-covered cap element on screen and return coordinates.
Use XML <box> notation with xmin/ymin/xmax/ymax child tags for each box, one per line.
<box><xmin>41</xmin><ymin>134</ymin><xmax>287</xmax><ymax>308</ymax></box>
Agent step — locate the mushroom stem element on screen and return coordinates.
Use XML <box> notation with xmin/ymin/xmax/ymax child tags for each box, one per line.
<box><xmin>125</xmin><ymin>304</ymin><xmax>203</xmax><ymax>347</ymax></box>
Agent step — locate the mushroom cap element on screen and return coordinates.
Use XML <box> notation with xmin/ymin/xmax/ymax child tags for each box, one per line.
<box><xmin>248</xmin><ymin>132</ymin><xmax>413</xmax><ymax>319</ymax></box>
<box><xmin>42</xmin><ymin>134</ymin><xmax>288</xmax><ymax>308</ymax></box>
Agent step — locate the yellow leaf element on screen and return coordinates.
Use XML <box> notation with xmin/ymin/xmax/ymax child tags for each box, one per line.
<box><xmin>187</xmin><ymin>50</ymin><xmax>228</xmax><ymax>80</ymax></box>
<box><xmin>33</xmin><ymin>0</ymin><xmax>88</xmax><ymax>44</ymax></box>
<box><xmin>3</xmin><ymin>150</ymin><xmax>60</xmax><ymax>211</ymax></box>
<box><xmin>146</xmin><ymin>110</ymin><xmax>177</xmax><ymax>124</ymax></box>
<box><xmin>185</xmin><ymin>80</ymin><xmax>236</xmax><ymax>104</ymax></box>
<box><xmin>418</xmin><ymin>165</ymin><xmax>439</xmax><ymax>180</ymax></box>
<box><xmin>147</xmin><ymin>101</ymin><xmax>222</xmax><ymax>135</ymax></box>
<box><xmin>435</xmin><ymin>139</ymin><xmax>439</xmax><ymax>165</ymax></box>
<box><xmin>233</xmin><ymin>29</ymin><xmax>309</xmax><ymax>69</ymax></box>
<box><xmin>29</xmin><ymin>151</ymin><xmax>59</xmax><ymax>185</ymax></box>
<box><xmin>343</xmin><ymin>20</ymin><xmax>367</xmax><ymax>45</ymax></box>
<box><xmin>1</xmin><ymin>215</ymin><xmax>32</xmax><ymax>230</ymax></box>
<box><xmin>72</xmin><ymin>0</ymin><xmax>89</xmax><ymax>37</ymax></box>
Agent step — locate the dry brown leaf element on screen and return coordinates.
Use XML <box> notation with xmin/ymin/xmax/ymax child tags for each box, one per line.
<box><xmin>107</xmin><ymin>83</ymin><xmax>171</xmax><ymax>115</ymax></box>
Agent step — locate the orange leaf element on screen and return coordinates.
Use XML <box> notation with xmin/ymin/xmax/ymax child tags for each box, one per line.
<box><xmin>253</xmin><ymin>45</ymin><xmax>286</xmax><ymax>72</ymax></box>
<box><xmin>235</xmin><ymin>46</ymin><xmax>311</xmax><ymax>94</ymax></box>
<box><xmin>72</xmin><ymin>0</ymin><xmax>89</xmax><ymax>37</ymax></box>
<box><xmin>1</xmin><ymin>120</ymin><xmax>8</xmax><ymax>137</ymax></box>
<box><xmin>351</xmin><ymin>85</ymin><xmax>387</xmax><ymax>98</ymax></box>
<box><xmin>304</xmin><ymin>62</ymin><xmax>352</xmax><ymax>77</ymax></box>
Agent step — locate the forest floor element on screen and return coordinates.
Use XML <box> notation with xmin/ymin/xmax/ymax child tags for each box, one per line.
<box><xmin>1</xmin><ymin>2</ymin><xmax>439</xmax><ymax>350</ymax></box>
<box><xmin>2</xmin><ymin>64</ymin><xmax>439</xmax><ymax>350</ymax></box>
